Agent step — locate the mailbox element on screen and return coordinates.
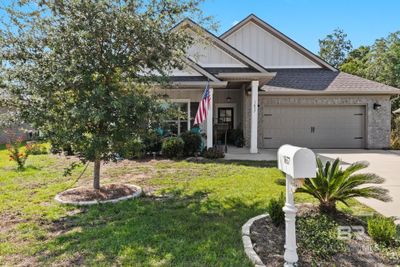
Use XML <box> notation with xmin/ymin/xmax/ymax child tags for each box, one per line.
<box><xmin>277</xmin><ymin>144</ymin><xmax>317</xmax><ymax>266</ymax></box>
<box><xmin>277</xmin><ymin>144</ymin><xmax>316</xmax><ymax>179</ymax></box>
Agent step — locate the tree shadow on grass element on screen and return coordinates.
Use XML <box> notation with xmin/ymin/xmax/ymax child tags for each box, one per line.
<box><xmin>24</xmin><ymin>165</ymin><xmax>43</xmax><ymax>171</ymax></box>
<box><xmin>187</xmin><ymin>158</ymin><xmax>277</xmax><ymax>168</ymax></box>
<box><xmin>41</xmin><ymin>192</ymin><xmax>264</xmax><ymax>266</ymax></box>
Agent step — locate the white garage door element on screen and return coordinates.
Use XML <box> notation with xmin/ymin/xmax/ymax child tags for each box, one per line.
<box><xmin>263</xmin><ymin>105</ymin><xmax>365</xmax><ymax>149</ymax></box>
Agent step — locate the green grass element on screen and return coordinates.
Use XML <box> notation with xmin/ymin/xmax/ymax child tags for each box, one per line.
<box><xmin>0</xmin><ymin>146</ymin><xmax>375</xmax><ymax>266</ymax></box>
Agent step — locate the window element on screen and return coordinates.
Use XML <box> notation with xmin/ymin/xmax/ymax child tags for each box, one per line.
<box><xmin>166</xmin><ymin>100</ymin><xmax>199</xmax><ymax>135</ymax></box>
<box><xmin>190</xmin><ymin>102</ymin><xmax>199</xmax><ymax>128</ymax></box>
<box><xmin>218</xmin><ymin>107</ymin><xmax>234</xmax><ymax>129</ymax></box>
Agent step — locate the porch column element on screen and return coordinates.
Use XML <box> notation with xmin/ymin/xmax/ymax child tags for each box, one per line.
<box><xmin>250</xmin><ymin>80</ymin><xmax>259</xmax><ymax>154</ymax></box>
<box><xmin>207</xmin><ymin>87</ymin><xmax>214</xmax><ymax>149</ymax></box>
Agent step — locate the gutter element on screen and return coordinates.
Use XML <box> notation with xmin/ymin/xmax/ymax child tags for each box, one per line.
<box><xmin>171</xmin><ymin>81</ymin><xmax>228</xmax><ymax>88</ymax></box>
<box><xmin>259</xmin><ymin>90</ymin><xmax>400</xmax><ymax>96</ymax></box>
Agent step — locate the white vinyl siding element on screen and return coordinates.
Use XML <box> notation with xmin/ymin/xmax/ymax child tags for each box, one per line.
<box><xmin>224</xmin><ymin>21</ymin><xmax>321</xmax><ymax>69</ymax></box>
<box><xmin>185</xmin><ymin>29</ymin><xmax>247</xmax><ymax>67</ymax></box>
<box><xmin>169</xmin><ymin>66</ymin><xmax>203</xmax><ymax>76</ymax></box>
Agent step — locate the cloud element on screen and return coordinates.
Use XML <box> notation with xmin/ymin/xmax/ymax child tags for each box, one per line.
<box><xmin>232</xmin><ymin>20</ymin><xmax>239</xmax><ymax>26</ymax></box>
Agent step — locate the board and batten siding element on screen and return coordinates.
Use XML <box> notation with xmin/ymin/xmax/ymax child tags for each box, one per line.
<box><xmin>224</xmin><ymin>21</ymin><xmax>320</xmax><ymax>69</ymax></box>
<box><xmin>185</xmin><ymin>29</ymin><xmax>247</xmax><ymax>67</ymax></box>
<box><xmin>169</xmin><ymin>66</ymin><xmax>203</xmax><ymax>76</ymax></box>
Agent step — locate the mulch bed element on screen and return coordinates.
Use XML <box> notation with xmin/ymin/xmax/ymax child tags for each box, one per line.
<box><xmin>250</xmin><ymin>204</ymin><xmax>399</xmax><ymax>267</ymax></box>
<box><xmin>57</xmin><ymin>184</ymin><xmax>138</xmax><ymax>202</ymax></box>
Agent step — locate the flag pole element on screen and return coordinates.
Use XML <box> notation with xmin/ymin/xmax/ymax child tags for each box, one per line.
<box><xmin>206</xmin><ymin>79</ymin><xmax>213</xmax><ymax>149</ymax></box>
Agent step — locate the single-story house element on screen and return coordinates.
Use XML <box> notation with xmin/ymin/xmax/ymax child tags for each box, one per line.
<box><xmin>160</xmin><ymin>14</ymin><xmax>400</xmax><ymax>152</ymax></box>
<box><xmin>0</xmin><ymin>107</ymin><xmax>33</xmax><ymax>144</ymax></box>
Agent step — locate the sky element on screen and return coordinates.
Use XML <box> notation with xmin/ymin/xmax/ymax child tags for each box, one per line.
<box><xmin>200</xmin><ymin>0</ymin><xmax>400</xmax><ymax>53</ymax></box>
<box><xmin>1</xmin><ymin>0</ymin><xmax>399</xmax><ymax>54</ymax></box>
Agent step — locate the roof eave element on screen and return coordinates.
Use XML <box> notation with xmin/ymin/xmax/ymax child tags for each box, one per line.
<box><xmin>172</xmin><ymin>81</ymin><xmax>228</xmax><ymax>88</ymax></box>
<box><xmin>217</xmin><ymin>72</ymin><xmax>276</xmax><ymax>86</ymax></box>
<box><xmin>259</xmin><ymin>90</ymin><xmax>400</xmax><ymax>96</ymax></box>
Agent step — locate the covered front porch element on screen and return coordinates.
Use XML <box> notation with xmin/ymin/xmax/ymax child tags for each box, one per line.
<box><xmin>171</xmin><ymin>71</ymin><xmax>276</xmax><ymax>154</ymax></box>
<box><xmin>224</xmin><ymin>146</ymin><xmax>277</xmax><ymax>161</ymax></box>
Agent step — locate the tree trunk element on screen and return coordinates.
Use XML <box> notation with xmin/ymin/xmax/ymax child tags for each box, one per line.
<box><xmin>319</xmin><ymin>201</ymin><xmax>337</xmax><ymax>214</ymax></box>
<box><xmin>93</xmin><ymin>159</ymin><xmax>101</xmax><ymax>190</ymax></box>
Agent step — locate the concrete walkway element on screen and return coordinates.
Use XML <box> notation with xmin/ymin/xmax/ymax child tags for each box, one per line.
<box><xmin>225</xmin><ymin>147</ymin><xmax>400</xmax><ymax>223</ymax></box>
<box><xmin>224</xmin><ymin>147</ymin><xmax>277</xmax><ymax>161</ymax></box>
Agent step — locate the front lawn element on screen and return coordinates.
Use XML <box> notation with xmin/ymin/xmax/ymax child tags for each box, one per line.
<box><xmin>0</xmin><ymin>147</ymin><xmax>372</xmax><ymax>266</ymax></box>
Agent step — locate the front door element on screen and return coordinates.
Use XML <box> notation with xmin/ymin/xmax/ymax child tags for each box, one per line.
<box><xmin>218</xmin><ymin>107</ymin><xmax>234</xmax><ymax>129</ymax></box>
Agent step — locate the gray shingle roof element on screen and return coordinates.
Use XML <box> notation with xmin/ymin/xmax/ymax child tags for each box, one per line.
<box><xmin>262</xmin><ymin>69</ymin><xmax>400</xmax><ymax>94</ymax></box>
<box><xmin>169</xmin><ymin>76</ymin><xmax>208</xmax><ymax>82</ymax></box>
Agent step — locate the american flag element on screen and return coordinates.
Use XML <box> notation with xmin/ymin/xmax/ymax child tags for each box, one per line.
<box><xmin>194</xmin><ymin>85</ymin><xmax>211</xmax><ymax>125</ymax></box>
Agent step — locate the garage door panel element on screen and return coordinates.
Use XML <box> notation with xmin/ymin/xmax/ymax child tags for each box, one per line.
<box><xmin>263</xmin><ymin>105</ymin><xmax>365</xmax><ymax>149</ymax></box>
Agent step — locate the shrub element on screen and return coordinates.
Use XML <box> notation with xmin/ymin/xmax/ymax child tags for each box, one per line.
<box><xmin>203</xmin><ymin>147</ymin><xmax>224</xmax><ymax>159</ymax></box>
<box><xmin>62</xmin><ymin>144</ymin><xmax>74</xmax><ymax>156</ymax></box>
<box><xmin>297</xmin><ymin>215</ymin><xmax>347</xmax><ymax>259</ymax></box>
<box><xmin>391</xmin><ymin>117</ymin><xmax>400</xmax><ymax>149</ymax></box>
<box><xmin>228</xmin><ymin>128</ymin><xmax>244</xmax><ymax>147</ymax></box>
<box><xmin>6</xmin><ymin>137</ymin><xmax>30</xmax><ymax>170</ymax></box>
<box><xmin>181</xmin><ymin>131</ymin><xmax>202</xmax><ymax>156</ymax></box>
<box><xmin>297</xmin><ymin>157</ymin><xmax>391</xmax><ymax>213</ymax></box>
<box><xmin>161</xmin><ymin>137</ymin><xmax>184</xmax><ymax>158</ymax></box>
<box><xmin>118</xmin><ymin>138</ymin><xmax>144</xmax><ymax>159</ymax></box>
<box><xmin>49</xmin><ymin>142</ymin><xmax>74</xmax><ymax>155</ymax></box>
<box><xmin>266</xmin><ymin>193</ymin><xmax>285</xmax><ymax>226</ymax></box>
<box><xmin>25</xmin><ymin>143</ymin><xmax>48</xmax><ymax>155</ymax></box>
<box><xmin>274</xmin><ymin>178</ymin><xmax>286</xmax><ymax>186</ymax></box>
<box><xmin>143</xmin><ymin>130</ymin><xmax>163</xmax><ymax>153</ymax></box>
<box><xmin>50</xmin><ymin>144</ymin><xmax>61</xmax><ymax>154</ymax></box>
<box><xmin>368</xmin><ymin>216</ymin><xmax>397</xmax><ymax>246</ymax></box>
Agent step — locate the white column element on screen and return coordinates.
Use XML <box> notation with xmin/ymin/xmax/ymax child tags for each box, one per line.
<box><xmin>187</xmin><ymin>102</ymin><xmax>191</xmax><ymax>131</ymax></box>
<box><xmin>207</xmin><ymin>87</ymin><xmax>214</xmax><ymax>149</ymax></box>
<box><xmin>283</xmin><ymin>174</ymin><xmax>298</xmax><ymax>266</ymax></box>
<box><xmin>250</xmin><ymin>80</ymin><xmax>259</xmax><ymax>153</ymax></box>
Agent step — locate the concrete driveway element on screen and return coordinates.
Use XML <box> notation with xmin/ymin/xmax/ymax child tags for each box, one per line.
<box><xmin>316</xmin><ymin>149</ymin><xmax>400</xmax><ymax>223</ymax></box>
<box><xmin>225</xmin><ymin>147</ymin><xmax>400</xmax><ymax>222</ymax></box>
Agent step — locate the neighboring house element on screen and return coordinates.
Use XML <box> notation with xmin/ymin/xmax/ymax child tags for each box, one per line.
<box><xmin>161</xmin><ymin>14</ymin><xmax>400</xmax><ymax>152</ymax></box>
<box><xmin>0</xmin><ymin>107</ymin><xmax>32</xmax><ymax>144</ymax></box>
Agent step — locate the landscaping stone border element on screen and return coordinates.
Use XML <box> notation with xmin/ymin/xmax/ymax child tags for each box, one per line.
<box><xmin>54</xmin><ymin>184</ymin><xmax>142</xmax><ymax>206</ymax></box>
<box><xmin>242</xmin><ymin>213</ymin><xmax>269</xmax><ymax>267</ymax></box>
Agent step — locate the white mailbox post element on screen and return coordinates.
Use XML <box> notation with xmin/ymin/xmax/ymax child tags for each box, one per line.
<box><xmin>277</xmin><ymin>145</ymin><xmax>316</xmax><ymax>267</ymax></box>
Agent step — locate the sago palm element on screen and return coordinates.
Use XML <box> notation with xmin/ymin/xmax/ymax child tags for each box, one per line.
<box><xmin>297</xmin><ymin>157</ymin><xmax>392</xmax><ymax>213</ymax></box>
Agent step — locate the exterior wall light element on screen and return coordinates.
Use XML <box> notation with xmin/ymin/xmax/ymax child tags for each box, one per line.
<box><xmin>373</xmin><ymin>103</ymin><xmax>382</xmax><ymax>110</ymax></box>
<box><xmin>226</xmin><ymin>96</ymin><xmax>232</xmax><ymax>103</ymax></box>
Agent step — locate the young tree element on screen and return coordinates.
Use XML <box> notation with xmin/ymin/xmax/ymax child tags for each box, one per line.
<box><xmin>1</xmin><ymin>0</ymin><xmax>211</xmax><ymax>189</ymax></box>
<box><xmin>319</xmin><ymin>28</ymin><xmax>353</xmax><ymax>68</ymax></box>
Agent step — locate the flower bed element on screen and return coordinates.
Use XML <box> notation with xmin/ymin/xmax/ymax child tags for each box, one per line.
<box><xmin>55</xmin><ymin>184</ymin><xmax>142</xmax><ymax>205</ymax></box>
<box><xmin>245</xmin><ymin>204</ymin><xmax>399</xmax><ymax>266</ymax></box>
